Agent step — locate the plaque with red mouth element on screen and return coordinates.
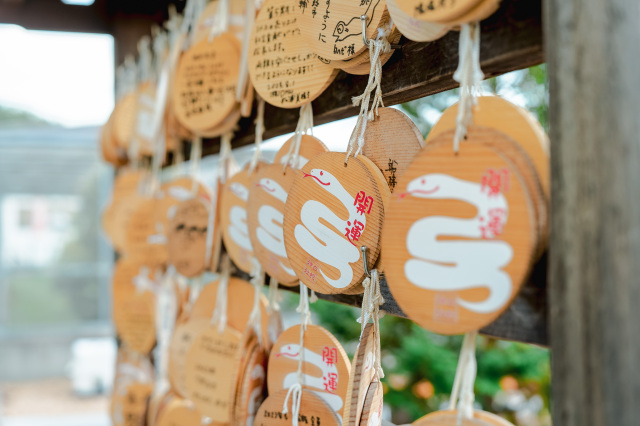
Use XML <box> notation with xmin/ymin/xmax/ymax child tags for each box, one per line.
<box><xmin>266</xmin><ymin>324</ymin><xmax>351</xmax><ymax>422</ymax></box>
<box><xmin>283</xmin><ymin>152</ymin><xmax>386</xmax><ymax>295</ymax></box>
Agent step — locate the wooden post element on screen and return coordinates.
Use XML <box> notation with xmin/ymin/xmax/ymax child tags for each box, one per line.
<box><xmin>546</xmin><ymin>0</ymin><xmax>640</xmax><ymax>424</ymax></box>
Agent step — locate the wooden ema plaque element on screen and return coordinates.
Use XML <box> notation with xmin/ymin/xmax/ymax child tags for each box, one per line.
<box><xmin>102</xmin><ymin>171</ymin><xmax>146</xmax><ymax>251</ymax></box>
<box><xmin>156</xmin><ymin>398</ymin><xmax>202</xmax><ymax>426</ymax></box>
<box><xmin>254</xmin><ymin>389</ymin><xmax>341</xmax><ymax>426</ymax></box>
<box><xmin>273</xmin><ymin>134</ymin><xmax>329</xmax><ymax>170</ymax></box>
<box><xmin>359</xmin><ymin>381</ymin><xmax>383</xmax><ymax>426</ymax></box>
<box><xmin>172</xmin><ymin>33</ymin><xmax>240</xmax><ymax>132</ymax></box>
<box><xmin>385</xmin><ymin>0</ymin><xmax>449</xmax><ymax>42</ymax></box>
<box><xmin>248</xmin><ymin>0</ymin><xmax>338</xmax><ymax>108</ymax></box>
<box><xmin>113</xmin><ymin>92</ymin><xmax>137</xmax><ymax>148</ymax></box>
<box><xmin>293</xmin><ymin>0</ymin><xmax>387</xmax><ymax>61</ymax></box>
<box><xmin>124</xmin><ymin>197</ymin><xmax>169</xmax><ymax>266</ymax></box>
<box><xmin>382</xmin><ymin>129</ymin><xmax>537</xmax><ymax>335</ymax></box>
<box><xmin>233</xmin><ymin>336</ymin><xmax>268</xmax><ymax>425</ymax></box>
<box><xmin>267</xmin><ymin>324</ymin><xmax>350</xmax><ymax>422</ymax></box>
<box><xmin>426</xmin><ymin>96</ymin><xmax>550</xmax><ymax>201</ymax></box>
<box><xmin>168</xmin><ymin>317</ymin><xmax>210</xmax><ymax>398</ymax></box>
<box><xmin>344</xmin><ymin>324</ymin><xmax>377</xmax><ymax>426</ymax></box>
<box><xmin>440</xmin><ymin>0</ymin><xmax>501</xmax><ymax>27</ymax></box>
<box><xmin>283</xmin><ymin>152</ymin><xmax>384</xmax><ymax>294</ymax></box>
<box><xmin>184</xmin><ymin>326</ymin><xmax>242</xmax><ymax>421</ymax></box>
<box><xmin>189</xmin><ymin>278</ymin><xmax>271</xmax><ymax>344</ymax></box>
<box><xmin>220</xmin><ymin>167</ymin><xmax>260</xmax><ymax>273</ymax></box>
<box><xmin>112</xmin><ymin>258</ymin><xmax>157</xmax><ymax>354</ymax></box>
<box><xmin>392</xmin><ymin>0</ymin><xmax>481</xmax><ymax>23</ymax></box>
<box><xmin>161</xmin><ymin>177</ymin><xmax>212</xmax><ymax>239</ymax></box>
<box><xmin>362</xmin><ymin>107</ymin><xmax>425</xmax><ymax>192</ymax></box>
<box><xmin>111</xmin><ymin>382</ymin><xmax>154</xmax><ymax>426</ymax></box>
<box><xmin>167</xmin><ymin>196</ymin><xmax>211</xmax><ymax>278</ymax></box>
<box><xmin>247</xmin><ymin>164</ymin><xmax>300</xmax><ymax>286</ymax></box>
<box><xmin>412</xmin><ymin>410</ymin><xmax>514</xmax><ymax>426</ymax></box>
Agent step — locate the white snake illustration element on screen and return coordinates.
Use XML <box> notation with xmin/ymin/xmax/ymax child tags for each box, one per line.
<box><xmin>400</xmin><ymin>173</ymin><xmax>513</xmax><ymax>314</ymax></box>
<box><xmin>228</xmin><ymin>182</ymin><xmax>253</xmax><ymax>252</ymax></box>
<box><xmin>295</xmin><ymin>168</ymin><xmax>363</xmax><ymax>289</ymax></box>
<box><xmin>255</xmin><ymin>178</ymin><xmax>296</xmax><ymax>277</ymax></box>
<box><xmin>276</xmin><ymin>343</ymin><xmax>344</xmax><ymax>422</ymax></box>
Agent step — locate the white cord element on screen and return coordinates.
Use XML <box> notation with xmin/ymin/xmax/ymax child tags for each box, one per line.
<box><xmin>211</xmin><ymin>255</ymin><xmax>231</xmax><ymax>333</ymax></box>
<box><xmin>448</xmin><ymin>331</ymin><xmax>478</xmax><ymax>424</ymax></box>
<box><xmin>249</xmin><ymin>258</ymin><xmax>265</xmax><ymax>345</ymax></box>
<box><xmin>248</xmin><ymin>97</ymin><xmax>266</xmax><ymax>175</ymax></box>
<box><xmin>283</xmin><ymin>103</ymin><xmax>314</xmax><ymax>172</ymax></box>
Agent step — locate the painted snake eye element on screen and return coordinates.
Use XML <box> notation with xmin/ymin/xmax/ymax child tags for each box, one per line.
<box><xmin>421</xmin><ymin>178</ymin><xmax>426</xmax><ymax>184</ymax></box>
<box><xmin>320</xmin><ymin>171</ymin><xmax>324</xmax><ymax>176</ymax></box>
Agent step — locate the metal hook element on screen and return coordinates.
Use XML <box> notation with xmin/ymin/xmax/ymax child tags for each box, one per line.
<box><xmin>361</xmin><ymin>246</ymin><xmax>371</xmax><ymax>278</ymax></box>
<box><xmin>360</xmin><ymin>15</ymin><xmax>402</xmax><ymax>50</ymax></box>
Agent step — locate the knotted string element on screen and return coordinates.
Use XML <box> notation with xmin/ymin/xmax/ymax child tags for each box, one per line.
<box><xmin>187</xmin><ymin>275</ymin><xmax>204</xmax><ymax>312</ymax></box>
<box><xmin>358</xmin><ymin>268</ymin><xmax>385</xmax><ymax>379</ymax></box>
<box><xmin>211</xmin><ymin>255</ymin><xmax>231</xmax><ymax>333</ymax></box>
<box><xmin>345</xmin><ymin>28</ymin><xmax>391</xmax><ymax>163</ymax></box>
<box><xmin>448</xmin><ymin>331</ymin><xmax>478</xmax><ymax>425</ymax></box>
<box><xmin>267</xmin><ymin>276</ymin><xmax>280</xmax><ymax>314</ymax></box>
<box><xmin>208</xmin><ymin>0</ymin><xmax>230</xmax><ymax>41</ymax></box>
<box><xmin>236</xmin><ymin>0</ymin><xmax>256</xmax><ymax>102</ymax></box>
<box><xmin>204</xmin><ymin>184</ymin><xmax>216</xmax><ymax>269</ymax></box>
<box><xmin>283</xmin><ymin>103</ymin><xmax>314</xmax><ymax>172</ymax></box>
<box><xmin>282</xmin><ymin>284</ymin><xmax>313</xmax><ymax>425</ymax></box>
<box><xmin>189</xmin><ymin>136</ymin><xmax>203</xmax><ymax>196</ymax></box>
<box><xmin>248</xmin><ymin>97</ymin><xmax>266</xmax><ymax>175</ymax></box>
<box><xmin>452</xmin><ymin>22</ymin><xmax>483</xmax><ymax>153</ymax></box>
<box><xmin>153</xmin><ymin>266</ymin><xmax>178</xmax><ymax>396</ymax></box>
<box><xmin>219</xmin><ymin>132</ymin><xmax>234</xmax><ymax>184</ymax></box>
<box><xmin>137</xmin><ymin>36</ymin><xmax>153</xmax><ymax>83</ymax></box>
<box><xmin>249</xmin><ymin>258</ymin><xmax>265</xmax><ymax>345</ymax></box>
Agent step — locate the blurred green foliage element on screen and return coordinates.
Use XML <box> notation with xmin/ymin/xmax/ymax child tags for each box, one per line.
<box><xmin>300</xmin><ymin>65</ymin><xmax>551</xmax><ymax>424</ymax></box>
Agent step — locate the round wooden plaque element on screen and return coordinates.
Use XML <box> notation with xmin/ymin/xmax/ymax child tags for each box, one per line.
<box><xmin>382</xmin><ymin>130</ymin><xmax>536</xmax><ymax>334</ymax></box>
<box><xmin>156</xmin><ymin>398</ymin><xmax>202</xmax><ymax>426</ymax></box>
<box><xmin>184</xmin><ymin>326</ymin><xmax>242</xmax><ymax>420</ymax></box>
<box><xmin>189</xmin><ymin>278</ymin><xmax>271</xmax><ymax>344</ymax></box>
<box><xmin>362</xmin><ymin>107</ymin><xmax>425</xmax><ymax>192</ymax></box>
<box><xmin>220</xmin><ymin>167</ymin><xmax>260</xmax><ymax>273</ymax></box>
<box><xmin>344</xmin><ymin>323</ymin><xmax>377</xmax><ymax>426</ymax></box>
<box><xmin>124</xmin><ymin>197</ymin><xmax>169</xmax><ymax>265</ymax></box>
<box><xmin>112</xmin><ymin>258</ymin><xmax>157</xmax><ymax>354</ymax></box>
<box><xmin>247</xmin><ymin>164</ymin><xmax>299</xmax><ymax>286</ymax></box>
<box><xmin>393</xmin><ymin>0</ymin><xmax>482</xmax><ymax>23</ymax></box>
<box><xmin>283</xmin><ymin>152</ymin><xmax>384</xmax><ymax>294</ymax></box>
<box><xmin>440</xmin><ymin>0</ymin><xmax>501</xmax><ymax>26</ymax></box>
<box><xmin>248</xmin><ymin>0</ymin><xmax>338</xmax><ymax>108</ymax></box>
<box><xmin>111</xmin><ymin>381</ymin><xmax>154</xmax><ymax>426</ymax></box>
<box><xmin>113</xmin><ymin>92</ymin><xmax>138</xmax><ymax>148</ymax></box>
<box><xmin>386</xmin><ymin>0</ymin><xmax>450</xmax><ymax>41</ymax></box>
<box><xmin>168</xmin><ymin>317</ymin><xmax>210</xmax><ymax>398</ymax></box>
<box><xmin>359</xmin><ymin>381</ymin><xmax>384</xmax><ymax>426</ymax></box>
<box><xmin>268</xmin><ymin>324</ymin><xmax>351</xmax><ymax>421</ymax></box>
<box><xmin>172</xmin><ymin>33</ymin><xmax>240</xmax><ymax>132</ymax></box>
<box><xmin>167</xmin><ymin>196</ymin><xmax>211</xmax><ymax>277</ymax></box>
<box><xmin>254</xmin><ymin>389</ymin><xmax>341</xmax><ymax>426</ymax></box>
<box><xmin>234</xmin><ymin>342</ymin><xmax>268</xmax><ymax>425</ymax></box>
<box><xmin>413</xmin><ymin>410</ymin><xmax>514</xmax><ymax>426</ymax></box>
<box><xmin>426</xmin><ymin>96</ymin><xmax>550</xmax><ymax>200</ymax></box>
<box><xmin>273</xmin><ymin>134</ymin><xmax>329</xmax><ymax>169</ymax></box>
<box><xmin>293</xmin><ymin>0</ymin><xmax>387</xmax><ymax>61</ymax></box>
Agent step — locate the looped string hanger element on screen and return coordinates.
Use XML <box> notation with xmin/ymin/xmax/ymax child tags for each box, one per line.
<box><xmin>137</xmin><ymin>36</ymin><xmax>153</xmax><ymax>83</ymax></box>
<box><xmin>358</xmin><ymin>267</ymin><xmax>385</xmax><ymax>380</ymax></box>
<box><xmin>452</xmin><ymin>22</ymin><xmax>483</xmax><ymax>153</ymax></box>
<box><xmin>282</xmin><ymin>102</ymin><xmax>314</xmax><ymax>172</ymax></box>
<box><xmin>345</xmin><ymin>22</ymin><xmax>391</xmax><ymax>163</ymax></box>
<box><xmin>248</xmin><ymin>258</ymin><xmax>265</xmax><ymax>344</ymax></box>
<box><xmin>236</xmin><ymin>0</ymin><xmax>256</xmax><ymax>102</ymax></box>
<box><xmin>211</xmin><ymin>254</ymin><xmax>232</xmax><ymax>333</ymax></box>
<box><xmin>154</xmin><ymin>265</ymin><xmax>178</xmax><ymax>393</ymax></box>
<box><xmin>248</xmin><ymin>96</ymin><xmax>266</xmax><ymax>175</ymax></box>
<box><xmin>267</xmin><ymin>276</ymin><xmax>280</xmax><ymax>314</ymax></box>
<box><xmin>282</xmin><ymin>284</ymin><xmax>313</xmax><ymax>426</ymax></box>
<box><xmin>189</xmin><ymin>136</ymin><xmax>203</xmax><ymax>196</ymax></box>
<box><xmin>448</xmin><ymin>331</ymin><xmax>479</xmax><ymax>424</ymax></box>
<box><xmin>208</xmin><ymin>0</ymin><xmax>230</xmax><ymax>41</ymax></box>
<box><xmin>123</xmin><ymin>55</ymin><xmax>141</xmax><ymax>167</ymax></box>
<box><xmin>219</xmin><ymin>132</ymin><xmax>234</xmax><ymax>184</ymax></box>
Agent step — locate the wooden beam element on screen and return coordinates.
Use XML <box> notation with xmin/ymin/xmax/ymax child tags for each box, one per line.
<box><xmin>196</xmin><ymin>0</ymin><xmax>543</xmax><ymax>157</ymax></box>
<box><xmin>546</xmin><ymin>0</ymin><xmax>640</xmax><ymax>424</ymax></box>
<box><xmin>0</xmin><ymin>0</ymin><xmax>111</xmax><ymax>33</ymax></box>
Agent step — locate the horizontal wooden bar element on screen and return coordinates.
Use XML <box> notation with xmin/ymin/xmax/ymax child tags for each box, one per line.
<box><xmin>197</xmin><ymin>0</ymin><xmax>543</xmax><ymax>157</ymax></box>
